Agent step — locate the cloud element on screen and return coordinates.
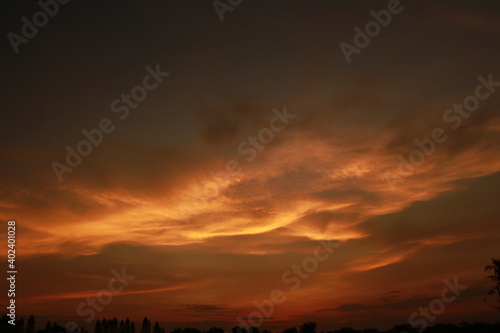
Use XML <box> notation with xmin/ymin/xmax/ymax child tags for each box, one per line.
<box><xmin>2</xmin><ymin>0</ymin><xmax>500</xmax><ymax>329</ymax></box>
<box><xmin>319</xmin><ymin>304</ymin><xmax>373</xmax><ymax>312</ymax></box>
<box><xmin>184</xmin><ymin>304</ymin><xmax>228</xmax><ymax>313</ymax></box>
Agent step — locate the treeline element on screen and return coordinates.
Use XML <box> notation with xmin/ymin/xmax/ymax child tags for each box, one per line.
<box><xmin>0</xmin><ymin>314</ymin><xmax>88</xmax><ymax>333</ymax></box>
<box><xmin>1</xmin><ymin>315</ymin><xmax>500</xmax><ymax>333</ymax></box>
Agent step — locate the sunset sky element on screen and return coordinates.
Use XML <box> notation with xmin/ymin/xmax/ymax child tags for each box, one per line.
<box><xmin>1</xmin><ymin>0</ymin><xmax>500</xmax><ymax>332</ymax></box>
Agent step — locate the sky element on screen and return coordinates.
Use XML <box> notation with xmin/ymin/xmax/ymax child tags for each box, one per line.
<box><xmin>1</xmin><ymin>0</ymin><xmax>500</xmax><ymax>332</ymax></box>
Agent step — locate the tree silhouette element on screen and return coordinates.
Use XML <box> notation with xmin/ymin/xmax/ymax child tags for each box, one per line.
<box><xmin>0</xmin><ymin>315</ymin><xmax>498</xmax><ymax>333</ymax></box>
<box><xmin>95</xmin><ymin>320</ymin><xmax>103</xmax><ymax>333</ymax></box>
<box><xmin>102</xmin><ymin>318</ymin><xmax>109</xmax><ymax>333</ymax></box>
<box><xmin>282</xmin><ymin>327</ymin><xmax>298</xmax><ymax>333</ymax></box>
<box><xmin>183</xmin><ymin>327</ymin><xmax>201</xmax><ymax>333</ymax></box>
<box><xmin>16</xmin><ymin>317</ymin><xmax>24</xmax><ymax>333</ymax></box>
<box><xmin>141</xmin><ymin>317</ymin><xmax>151</xmax><ymax>333</ymax></box>
<box><xmin>51</xmin><ymin>322</ymin><xmax>65</xmax><ymax>333</ymax></box>
<box><xmin>170</xmin><ymin>328</ymin><xmax>183</xmax><ymax>333</ymax></box>
<box><xmin>231</xmin><ymin>326</ymin><xmax>248</xmax><ymax>333</ymax></box>
<box><xmin>26</xmin><ymin>315</ymin><xmax>35</xmax><ymax>333</ymax></box>
<box><xmin>125</xmin><ymin>318</ymin><xmax>131</xmax><ymax>333</ymax></box>
<box><xmin>206</xmin><ymin>327</ymin><xmax>224</xmax><ymax>333</ymax></box>
<box><xmin>335</xmin><ymin>328</ymin><xmax>355</xmax><ymax>333</ymax></box>
<box><xmin>112</xmin><ymin>319</ymin><xmax>119</xmax><ymax>333</ymax></box>
<box><xmin>153</xmin><ymin>322</ymin><xmax>161</xmax><ymax>333</ymax></box>
<box><xmin>484</xmin><ymin>258</ymin><xmax>500</xmax><ymax>311</ymax></box>
<box><xmin>300</xmin><ymin>322</ymin><xmax>317</xmax><ymax>333</ymax></box>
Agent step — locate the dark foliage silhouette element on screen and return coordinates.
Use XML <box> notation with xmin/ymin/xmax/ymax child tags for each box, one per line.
<box><xmin>484</xmin><ymin>258</ymin><xmax>500</xmax><ymax>311</ymax></box>
<box><xmin>300</xmin><ymin>322</ymin><xmax>316</xmax><ymax>333</ymax></box>
<box><xmin>282</xmin><ymin>327</ymin><xmax>298</xmax><ymax>333</ymax></box>
<box><xmin>1</xmin><ymin>315</ymin><xmax>499</xmax><ymax>333</ymax></box>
